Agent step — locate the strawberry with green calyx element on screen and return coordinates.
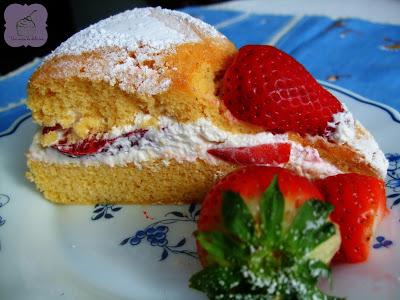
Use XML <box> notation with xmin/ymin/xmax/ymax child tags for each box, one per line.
<box><xmin>190</xmin><ymin>166</ymin><xmax>343</xmax><ymax>300</ymax></box>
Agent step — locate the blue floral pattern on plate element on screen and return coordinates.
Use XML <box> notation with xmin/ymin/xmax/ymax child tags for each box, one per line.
<box><xmin>369</xmin><ymin>153</ymin><xmax>399</xmax><ymax>252</ymax></box>
<box><xmin>373</xmin><ymin>236</ymin><xmax>393</xmax><ymax>249</ymax></box>
<box><xmin>0</xmin><ymin>194</ymin><xmax>10</xmax><ymax>227</ymax></box>
<box><xmin>120</xmin><ymin>203</ymin><xmax>200</xmax><ymax>261</ymax></box>
<box><xmin>0</xmin><ymin>194</ymin><xmax>10</xmax><ymax>251</ymax></box>
<box><xmin>385</xmin><ymin>153</ymin><xmax>400</xmax><ymax>208</ymax></box>
<box><xmin>91</xmin><ymin>204</ymin><xmax>122</xmax><ymax>220</ymax></box>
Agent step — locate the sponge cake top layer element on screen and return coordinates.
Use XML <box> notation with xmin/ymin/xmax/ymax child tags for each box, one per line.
<box><xmin>42</xmin><ymin>7</ymin><xmax>229</xmax><ymax>95</ymax></box>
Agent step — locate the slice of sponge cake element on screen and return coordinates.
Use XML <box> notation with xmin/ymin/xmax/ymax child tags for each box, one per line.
<box><xmin>26</xmin><ymin>7</ymin><xmax>388</xmax><ymax>204</ymax></box>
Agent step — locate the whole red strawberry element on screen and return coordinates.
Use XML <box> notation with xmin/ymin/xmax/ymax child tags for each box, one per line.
<box><xmin>316</xmin><ymin>173</ymin><xmax>388</xmax><ymax>263</ymax></box>
<box><xmin>221</xmin><ymin>45</ymin><xmax>343</xmax><ymax>136</ymax></box>
<box><xmin>198</xmin><ymin>166</ymin><xmax>326</xmax><ymax>241</ymax></box>
<box><xmin>191</xmin><ymin>166</ymin><xmax>342</xmax><ymax>299</ymax></box>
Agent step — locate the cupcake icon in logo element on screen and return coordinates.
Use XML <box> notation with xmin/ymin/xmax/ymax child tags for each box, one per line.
<box><xmin>4</xmin><ymin>4</ymin><xmax>48</xmax><ymax>47</ymax></box>
<box><xmin>16</xmin><ymin>10</ymin><xmax>37</xmax><ymax>37</ymax></box>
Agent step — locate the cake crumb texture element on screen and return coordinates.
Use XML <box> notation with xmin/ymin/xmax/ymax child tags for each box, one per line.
<box><xmin>26</xmin><ymin>159</ymin><xmax>235</xmax><ymax>204</ymax></box>
<box><xmin>27</xmin><ymin>40</ymin><xmax>249</xmax><ymax>138</ymax></box>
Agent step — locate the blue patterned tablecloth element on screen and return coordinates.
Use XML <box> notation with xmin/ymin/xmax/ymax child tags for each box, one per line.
<box><xmin>1</xmin><ymin>4</ymin><xmax>399</xmax><ymax>136</ymax></box>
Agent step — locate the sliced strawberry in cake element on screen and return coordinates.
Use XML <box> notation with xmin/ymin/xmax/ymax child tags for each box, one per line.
<box><xmin>208</xmin><ymin>143</ymin><xmax>291</xmax><ymax>165</ymax></box>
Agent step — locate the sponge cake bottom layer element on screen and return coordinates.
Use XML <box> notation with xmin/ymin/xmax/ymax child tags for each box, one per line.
<box><xmin>26</xmin><ymin>159</ymin><xmax>235</xmax><ymax>204</ymax></box>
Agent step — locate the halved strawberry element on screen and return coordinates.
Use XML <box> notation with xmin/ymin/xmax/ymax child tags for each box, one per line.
<box><xmin>316</xmin><ymin>173</ymin><xmax>388</xmax><ymax>263</ymax></box>
<box><xmin>207</xmin><ymin>143</ymin><xmax>291</xmax><ymax>165</ymax></box>
<box><xmin>221</xmin><ymin>45</ymin><xmax>343</xmax><ymax>136</ymax></box>
<box><xmin>191</xmin><ymin>166</ymin><xmax>342</xmax><ymax>300</ymax></box>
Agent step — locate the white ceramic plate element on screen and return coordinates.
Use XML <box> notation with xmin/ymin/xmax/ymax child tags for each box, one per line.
<box><xmin>0</xmin><ymin>83</ymin><xmax>399</xmax><ymax>300</ymax></box>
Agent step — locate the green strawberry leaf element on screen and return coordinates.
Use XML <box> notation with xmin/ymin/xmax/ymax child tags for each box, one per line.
<box><xmin>304</xmin><ymin>259</ymin><xmax>331</xmax><ymax>282</ymax></box>
<box><xmin>189</xmin><ymin>265</ymin><xmax>240</xmax><ymax>295</ymax></box>
<box><xmin>196</xmin><ymin>231</ymin><xmax>249</xmax><ymax>266</ymax></box>
<box><xmin>289</xmin><ymin>280</ymin><xmax>344</xmax><ymax>300</ymax></box>
<box><xmin>222</xmin><ymin>191</ymin><xmax>255</xmax><ymax>243</ymax></box>
<box><xmin>285</xmin><ymin>200</ymin><xmax>336</xmax><ymax>258</ymax></box>
<box><xmin>281</xmin><ymin>259</ymin><xmax>343</xmax><ymax>300</ymax></box>
<box><xmin>259</xmin><ymin>176</ymin><xmax>284</xmax><ymax>248</ymax></box>
<box><xmin>292</xmin><ymin>259</ymin><xmax>331</xmax><ymax>288</ymax></box>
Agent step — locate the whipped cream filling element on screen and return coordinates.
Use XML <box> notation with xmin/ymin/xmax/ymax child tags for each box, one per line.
<box><xmin>28</xmin><ymin>114</ymin><xmax>342</xmax><ymax>179</ymax></box>
<box><xmin>326</xmin><ymin>108</ymin><xmax>388</xmax><ymax>178</ymax></box>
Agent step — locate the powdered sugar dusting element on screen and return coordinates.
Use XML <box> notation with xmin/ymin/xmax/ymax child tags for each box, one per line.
<box><xmin>48</xmin><ymin>7</ymin><xmax>221</xmax><ymax>58</ymax></box>
<box><xmin>43</xmin><ymin>7</ymin><xmax>225</xmax><ymax>95</ymax></box>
